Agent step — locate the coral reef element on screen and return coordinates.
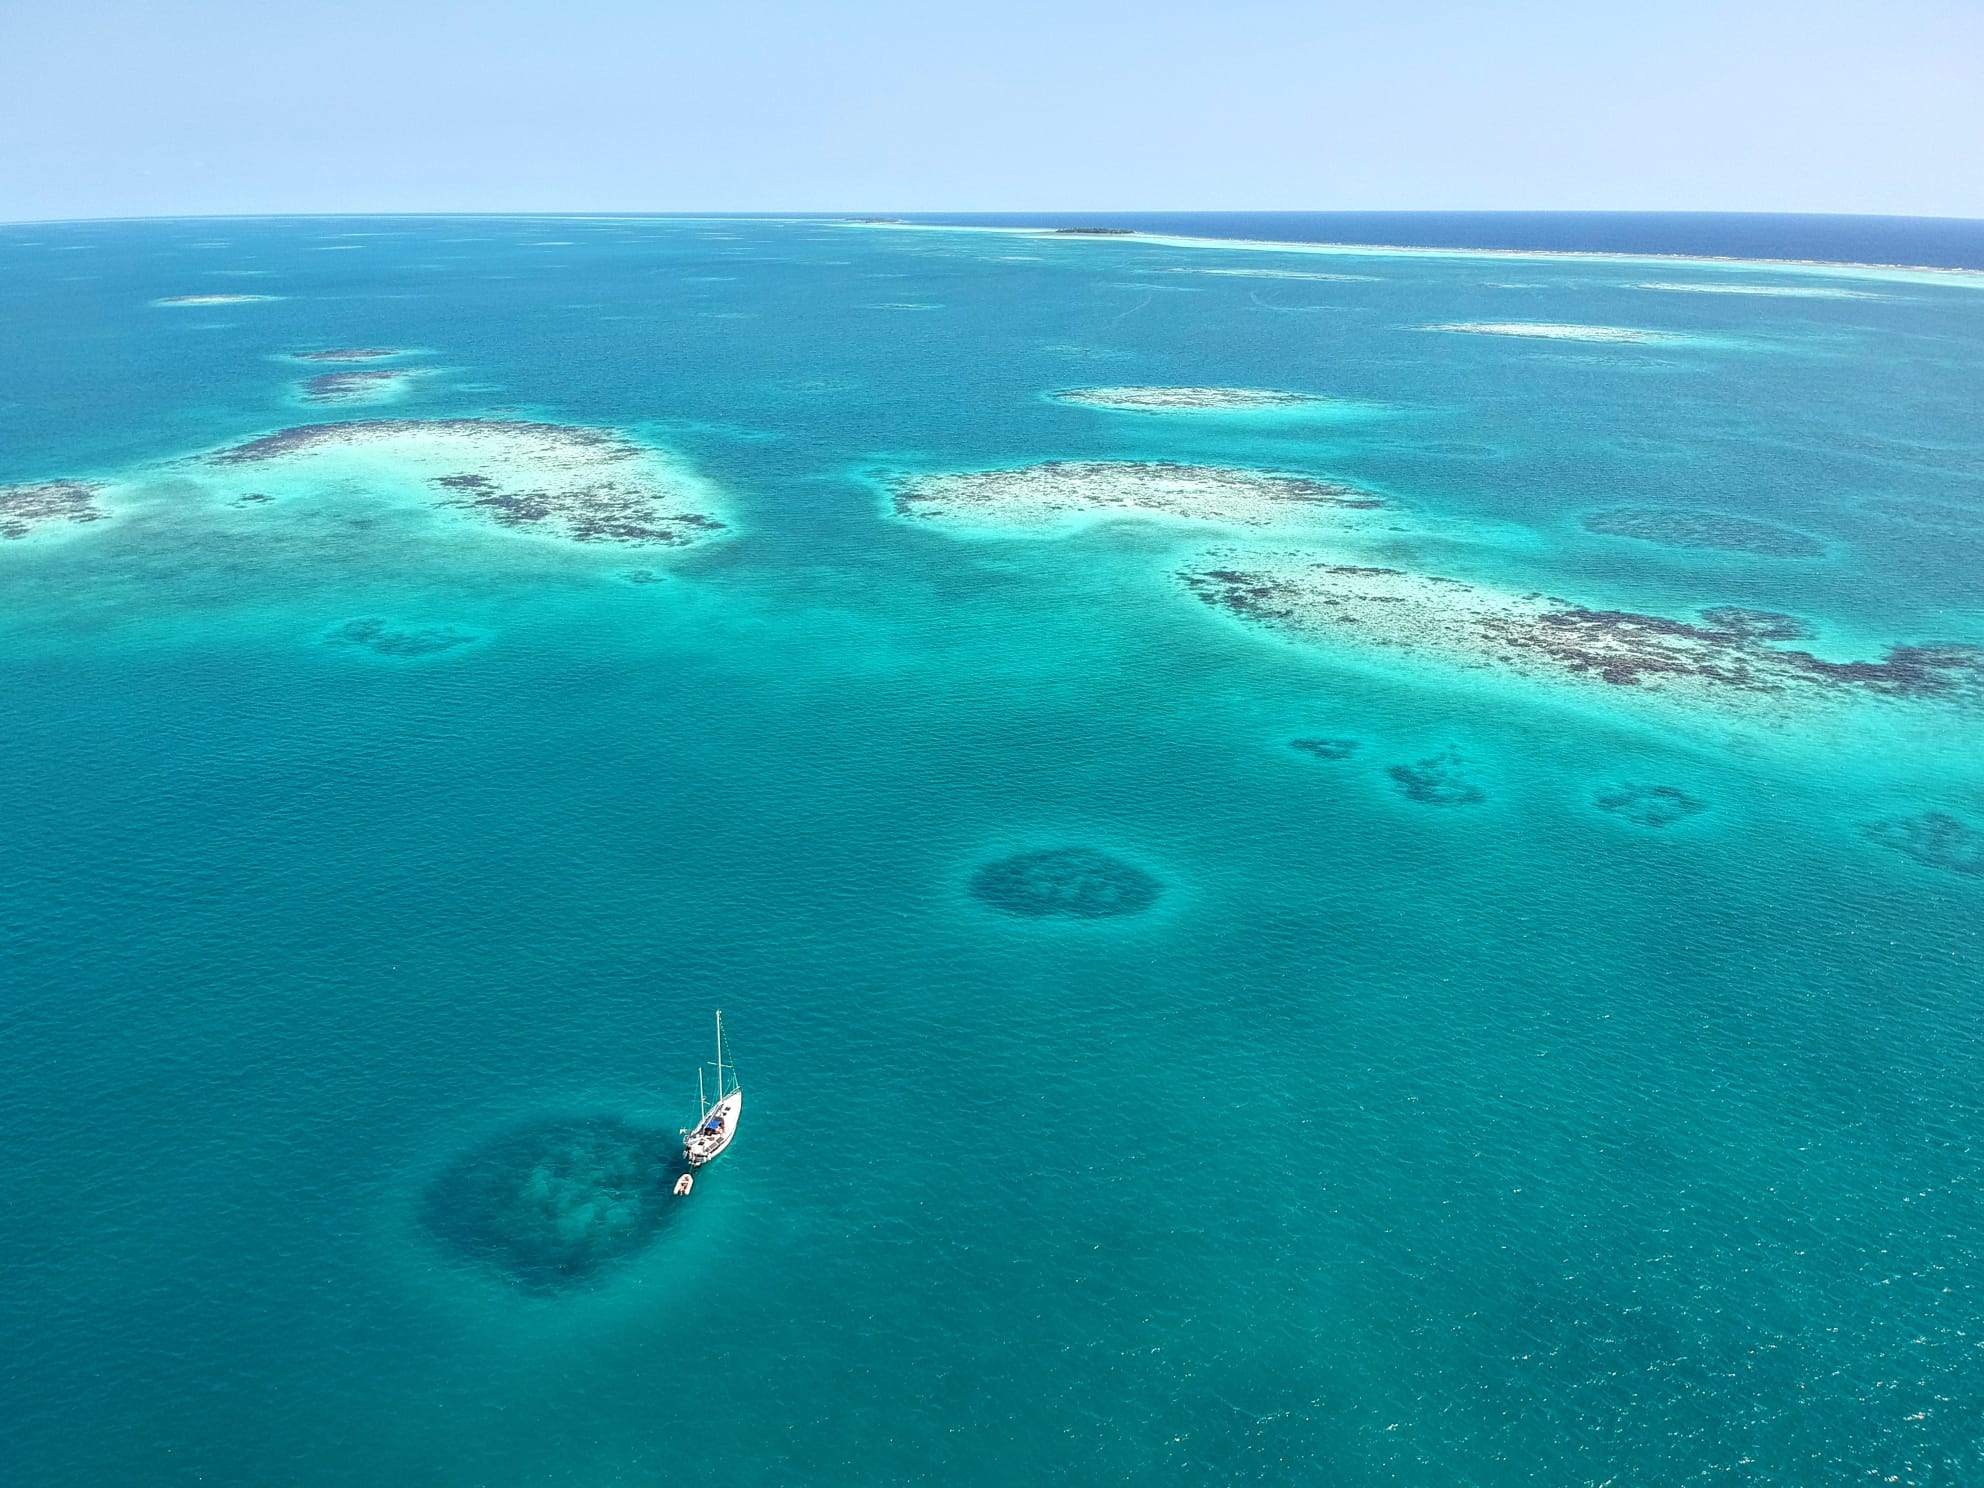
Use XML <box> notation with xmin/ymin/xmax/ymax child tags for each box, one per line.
<box><xmin>326</xmin><ymin>618</ymin><xmax>481</xmax><ymax>658</ymax></box>
<box><xmin>0</xmin><ymin>480</ymin><xmax>103</xmax><ymax>540</ymax></box>
<box><xmin>892</xmin><ymin>461</ymin><xmax>1381</xmax><ymax>530</ymax></box>
<box><xmin>1595</xmin><ymin>784</ymin><xmax>1706</xmax><ymax>828</ymax></box>
<box><xmin>1387</xmin><ymin>747</ymin><xmax>1485</xmax><ymax>806</ymax></box>
<box><xmin>1583</xmin><ymin>507</ymin><xmax>1824</xmax><ymax>558</ymax></box>
<box><xmin>1290</xmin><ymin>737</ymin><xmax>1361</xmax><ymax>761</ymax></box>
<box><xmin>1863</xmin><ymin>812</ymin><xmax>1984</xmax><ymax>878</ymax></box>
<box><xmin>421</xmin><ymin>1117</ymin><xmax>674</xmax><ymax>1292</ymax></box>
<box><xmin>969</xmin><ymin>848</ymin><xmax>1162</xmax><ymax>919</ymax></box>
<box><xmin>208</xmin><ymin>419</ymin><xmax>726</xmax><ymax>549</ymax></box>
<box><xmin>300</xmin><ymin>369</ymin><xmax>423</xmax><ymax>405</ymax></box>
<box><xmin>1180</xmin><ymin>551</ymin><xmax>1984</xmax><ymax>717</ymax></box>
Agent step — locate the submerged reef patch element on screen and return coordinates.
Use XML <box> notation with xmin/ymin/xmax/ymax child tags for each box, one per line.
<box><xmin>1583</xmin><ymin>507</ymin><xmax>1824</xmax><ymax>558</ymax></box>
<box><xmin>0</xmin><ymin>480</ymin><xmax>104</xmax><ymax>540</ymax></box>
<box><xmin>891</xmin><ymin>461</ymin><xmax>1382</xmax><ymax>531</ymax></box>
<box><xmin>290</xmin><ymin>347</ymin><xmax>406</xmax><ymax>362</ymax></box>
<box><xmin>1424</xmin><ymin>322</ymin><xmax>1680</xmax><ymax>344</ymax></box>
<box><xmin>1179</xmin><ymin>551</ymin><xmax>1984</xmax><ymax>718</ymax></box>
<box><xmin>1388</xmin><ymin>747</ymin><xmax>1485</xmax><ymax>807</ymax></box>
<box><xmin>969</xmin><ymin>848</ymin><xmax>1162</xmax><ymax>919</ymax></box>
<box><xmin>326</xmin><ymin>617</ymin><xmax>481</xmax><ymax>658</ymax></box>
<box><xmin>1051</xmin><ymin>386</ymin><xmax>1330</xmax><ymax>413</ymax></box>
<box><xmin>421</xmin><ymin>1116</ymin><xmax>674</xmax><ymax>1292</ymax></box>
<box><xmin>1862</xmin><ymin>812</ymin><xmax>1984</xmax><ymax>879</ymax></box>
<box><xmin>1290</xmin><ymin>736</ymin><xmax>1361</xmax><ymax>761</ymax></box>
<box><xmin>299</xmin><ymin>369</ymin><xmax>426</xmax><ymax>405</ymax></box>
<box><xmin>1696</xmin><ymin>607</ymin><xmax>1808</xmax><ymax>642</ymax></box>
<box><xmin>206</xmin><ymin>419</ymin><xmax>726</xmax><ymax>548</ymax></box>
<box><xmin>1595</xmin><ymin>784</ymin><xmax>1706</xmax><ymax>828</ymax></box>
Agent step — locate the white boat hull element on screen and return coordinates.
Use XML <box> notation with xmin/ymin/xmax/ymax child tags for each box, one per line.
<box><xmin>684</xmin><ymin>1089</ymin><xmax>742</xmax><ymax>1166</ymax></box>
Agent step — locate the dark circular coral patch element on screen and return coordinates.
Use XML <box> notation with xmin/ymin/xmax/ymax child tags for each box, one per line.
<box><xmin>421</xmin><ymin>1117</ymin><xmax>675</xmax><ymax>1291</ymax></box>
<box><xmin>969</xmin><ymin>848</ymin><xmax>1162</xmax><ymax>919</ymax></box>
<box><xmin>1595</xmin><ymin>783</ymin><xmax>1707</xmax><ymax>828</ymax></box>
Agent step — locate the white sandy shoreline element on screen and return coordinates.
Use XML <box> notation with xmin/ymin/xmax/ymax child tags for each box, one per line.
<box><xmin>839</xmin><ymin>220</ymin><xmax>1984</xmax><ymax>290</ymax></box>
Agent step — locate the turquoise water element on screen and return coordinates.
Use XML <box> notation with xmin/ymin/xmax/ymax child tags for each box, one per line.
<box><xmin>3</xmin><ymin>217</ymin><xmax>1982</xmax><ymax>1485</ymax></box>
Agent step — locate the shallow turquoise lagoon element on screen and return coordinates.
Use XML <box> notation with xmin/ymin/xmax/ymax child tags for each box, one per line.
<box><xmin>2</xmin><ymin>217</ymin><xmax>1981</xmax><ymax>1485</ymax></box>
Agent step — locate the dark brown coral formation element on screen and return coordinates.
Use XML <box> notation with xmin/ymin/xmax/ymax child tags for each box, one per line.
<box><xmin>431</xmin><ymin>470</ymin><xmax>723</xmax><ymax>545</ymax></box>
<box><xmin>1492</xmin><ymin>607</ymin><xmax>1984</xmax><ymax>699</ymax></box>
<box><xmin>0</xmin><ymin>480</ymin><xmax>104</xmax><ymax>539</ymax></box>
<box><xmin>301</xmin><ymin>370</ymin><xmax>407</xmax><ymax>403</ymax></box>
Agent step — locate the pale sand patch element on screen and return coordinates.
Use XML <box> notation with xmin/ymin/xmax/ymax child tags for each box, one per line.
<box><xmin>1180</xmin><ymin>549</ymin><xmax>1984</xmax><ymax>718</ymax></box>
<box><xmin>1423</xmin><ymin>322</ymin><xmax>1681</xmax><ymax>344</ymax></box>
<box><xmin>206</xmin><ymin>419</ymin><xmax>726</xmax><ymax>548</ymax></box>
<box><xmin>1165</xmin><ymin>267</ymin><xmax>1377</xmax><ymax>283</ymax></box>
<box><xmin>290</xmin><ymin>348</ymin><xmax>408</xmax><ymax>363</ymax></box>
<box><xmin>1051</xmin><ymin>386</ymin><xmax>1331</xmax><ymax>413</ymax></box>
<box><xmin>1636</xmin><ymin>281</ymin><xmax>1877</xmax><ymax>299</ymax></box>
<box><xmin>889</xmin><ymin>461</ymin><xmax>1384</xmax><ymax>531</ymax></box>
<box><xmin>842</xmin><ymin>220</ymin><xmax>1984</xmax><ymax>291</ymax></box>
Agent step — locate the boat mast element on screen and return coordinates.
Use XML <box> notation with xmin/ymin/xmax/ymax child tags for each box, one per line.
<box><xmin>714</xmin><ymin>1009</ymin><xmax>726</xmax><ymax>1099</ymax></box>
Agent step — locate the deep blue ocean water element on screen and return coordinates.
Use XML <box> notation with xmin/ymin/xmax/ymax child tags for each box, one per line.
<box><xmin>2</xmin><ymin>215</ymin><xmax>1981</xmax><ymax>1485</ymax></box>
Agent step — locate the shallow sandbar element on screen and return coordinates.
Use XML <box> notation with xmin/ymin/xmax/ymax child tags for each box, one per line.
<box><xmin>1181</xmin><ymin>550</ymin><xmax>1984</xmax><ymax>716</ymax></box>
<box><xmin>1052</xmin><ymin>386</ymin><xmax>1330</xmax><ymax>413</ymax></box>
<box><xmin>891</xmin><ymin>461</ymin><xmax>1382</xmax><ymax>531</ymax></box>
<box><xmin>1425</xmin><ymin>322</ymin><xmax>1681</xmax><ymax>344</ymax></box>
<box><xmin>208</xmin><ymin>418</ymin><xmax>726</xmax><ymax>548</ymax></box>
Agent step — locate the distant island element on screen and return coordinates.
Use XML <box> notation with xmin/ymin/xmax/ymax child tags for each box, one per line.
<box><xmin>1053</xmin><ymin>227</ymin><xmax>1136</xmax><ymax>236</ymax></box>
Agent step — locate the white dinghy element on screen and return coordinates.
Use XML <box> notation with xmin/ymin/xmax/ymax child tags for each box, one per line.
<box><xmin>682</xmin><ymin>1010</ymin><xmax>742</xmax><ymax>1168</ymax></box>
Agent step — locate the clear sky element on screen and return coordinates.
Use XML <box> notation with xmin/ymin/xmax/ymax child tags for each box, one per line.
<box><xmin>3</xmin><ymin>0</ymin><xmax>1979</xmax><ymax>222</ymax></box>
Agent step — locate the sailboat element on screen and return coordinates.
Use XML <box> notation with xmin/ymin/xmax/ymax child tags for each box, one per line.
<box><xmin>681</xmin><ymin>1010</ymin><xmax>742</xmax><ymax>1168</ymax></box>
